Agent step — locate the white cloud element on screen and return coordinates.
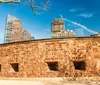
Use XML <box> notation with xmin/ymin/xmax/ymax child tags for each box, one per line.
<box><xmin>69</xmin><ymin>8</ymin><xmax>85</xmax><ymax>12</ymax></box>
<box><xmin>78</xmin><ymin>13</ymin><xmax>94</xmax><ymax>18</ymax></box>
<box><xmin>69</xmin><ymin>9</ymin><xmax>77</xmax><ymax>12</ymax></box>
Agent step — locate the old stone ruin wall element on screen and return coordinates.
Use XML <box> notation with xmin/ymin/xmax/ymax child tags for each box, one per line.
<box><xmin>0</xmin><ymin>37</ymin><xmax>100</xmax><ymax>78</ymax></box>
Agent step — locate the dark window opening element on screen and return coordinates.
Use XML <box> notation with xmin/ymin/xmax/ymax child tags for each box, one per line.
<box><xmin>47</xmin><ymin>62</ymin><xmax>58</xmax><ymax>71</ymax></box>
<box><xmin>0</xmin><ymin>64</ymin><xmax>1</xmax><ymax>72</ymax></box>
<box><xmin>11</xmin><ymin>63</ymin><xmax>19</xmax><ymax>72</ymax></box>
<box><xmin>73</xmin><ymin>61</ymin><xmax>86</xmax><ymax>70</ymax></box>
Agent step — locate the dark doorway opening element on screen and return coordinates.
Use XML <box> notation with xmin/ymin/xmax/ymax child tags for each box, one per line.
<box><xmin>73</xmin><ymin>61</ymin><xmax>86</xmax><ymax>70</ymax></box>
<box><xmin>11</xmin><ymin>63</ymin><xmax>19</xmax><ymax>72</ymax></box>
<box><xmin>47</xmin><ymin>62</ymin><xmax>58</xmax><ymax>71</ymax></box>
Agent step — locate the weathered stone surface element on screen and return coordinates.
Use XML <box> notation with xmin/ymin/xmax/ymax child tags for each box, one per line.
<box><xmin>0</xmin><ymin>37</ymin><xmax>100</xmax><ymax>78</ymax></box>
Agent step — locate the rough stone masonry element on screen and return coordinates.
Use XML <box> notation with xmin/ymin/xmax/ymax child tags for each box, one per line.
<box><xmin>0</xmin><ymin>37</ymin><xmax>100</xmax><ymax>78</ymax></box>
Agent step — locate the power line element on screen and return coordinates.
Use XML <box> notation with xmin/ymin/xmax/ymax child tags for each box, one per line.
<box><xmin>60</xmin><ymin>14</ymin><xmax>98</xmax><ymax>34</ymax></box>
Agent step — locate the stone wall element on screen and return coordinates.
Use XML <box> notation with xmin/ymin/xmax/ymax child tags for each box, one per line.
<box><xmin>0</xmin><ymin>37</ymin><xmax>100</xmax><ymax>78</ymax></box>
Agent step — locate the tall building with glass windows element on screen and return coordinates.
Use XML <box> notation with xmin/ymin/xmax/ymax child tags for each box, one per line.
<box><xmin>4</xmin><ymin>14</ymin><xmax>22</xmax><ymax>43</ymax></box>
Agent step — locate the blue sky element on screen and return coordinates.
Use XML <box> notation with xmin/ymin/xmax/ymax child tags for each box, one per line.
<box><xmin>0</xmin><ymin>0</ymin><xmax>100</xmax><ymax>43</ymax></box>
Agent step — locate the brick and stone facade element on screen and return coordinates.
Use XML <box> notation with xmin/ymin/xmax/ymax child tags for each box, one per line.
<box><xmin>0</xmin><ymin>37</ymin><xmax>100</xmax><ymax>78</ymax></box>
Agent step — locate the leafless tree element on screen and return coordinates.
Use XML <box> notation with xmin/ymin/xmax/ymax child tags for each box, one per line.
<box><xmin>0</xmin><ymin>0</ymin><xmax>51</xmax><ymax>15</ymax></box>
<box><xmin>25</xmin><ymin>0</ymin><xmax>51</xmax><ymax>15</ymax></box>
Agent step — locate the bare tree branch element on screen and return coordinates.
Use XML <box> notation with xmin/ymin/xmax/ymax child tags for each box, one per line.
<box><xmin>43</xmin><ymin>0</ymin><xmax>50</xmax><ymax>11</ymax></box>
<box><xmin>0</xmin><ymin>0</ymin><xmax>51</xmax><ymax>15</ymax></box>
<box><xmin>26</xmin><ymin>0</ymin><xmax>51</xmax><ymax>15</ymax></box>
